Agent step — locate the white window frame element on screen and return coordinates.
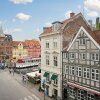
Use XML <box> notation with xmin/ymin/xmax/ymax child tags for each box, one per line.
<box><xmin>70</xmin><ymin>53</ymin><xmax>75</xmax><ymax>59</ymax></box>
<box><xmin>54</xmin><ymin>77</ymin><xmax>58</xmax><ymax>85</ymax></box>
<box><xmin>87</xmin><ymin>93</ymin><xmax>95</xmax><ymax>100</ymax></box>
<box><xmin>46</xmin><ymin>55</ymin><xmax>50</xmax><ymax>65</ymax></box>
<box><xmin>64</xmin><ymin>65</ymin><xmax>68</xmax><ymax>74</ymax></box>
<box><xmin>79</xmin><ymin>53</ymin><xmax>86</xmax><ymax>60</ymax></box>
<box><xmin>83</xmin><ymin>68</ymin><xmax>90</xmax><ymax>79</ymax></box>
<box><xmin>53</xmin><ymin>38</ymin><xmax>57</xmax><ymax>49</ymax></box>
<box><xmin>91</xmin><ymin>53</ymin><xmax>99</xmax><ymax>61</ymax></box>
<box><xmin>79</xmin><ymin>38</ymin><xmax>86</xmax><ymax>45</ymax></box>
<box><xmin>53</xmin><ymin>56</ymin><xmax>58</xmax><ymax>66</ymax></box>
<box><xmin>70</xmin><ymin>66</ymin><xmax>75</xmax><ymax>75</ymax></box>
<box><xmin>63</xmin><ymin>53</ymin><xmax>68</xmax><ymax>59</ymax></box>
<box><xmin>69</xmin><ymin>86</ymin><xmax>75</xmax><ymax>98</ymax></box>
<box><xmin>46</xmin><ymin>73</ymin><xmax>50</xmax><ymax>82</ymax></box>
<box><xmin>76</xmin><ymin>67</ymin><xmax>82</xmax><ymax>77</ymax></box>
<box><xmin>77</xmin><ymin>89</ymin><xmax>85</xmax><ymax>100</ymax></box>
<box><xmin>91</xmin><ymin>69</ymin><xmax>99</xmax><ymax>81</ymax></box>
<box><xmin>46</xmin><ymin>40</ymin><xmax>49</xmax><ymax>49</ymax></box>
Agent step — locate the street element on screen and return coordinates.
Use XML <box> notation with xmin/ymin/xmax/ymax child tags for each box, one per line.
<box><xmin>0</xmin><ymin>69</ymin><xmax>41</xmax><ymax>100</ymax></box>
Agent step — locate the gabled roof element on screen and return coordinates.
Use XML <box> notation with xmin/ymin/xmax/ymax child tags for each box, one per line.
<box><xmin>65</xmin><ymin>27</ymin><xmax>100</xmax><ymax>51</ymax></box>
<box><xmin>13</xmin><ymin>41</ymin><xmax>25</xmax><ymax>47</ymax></box>
<box><xmin>40</xmin><ymin>13</ymin><xmax>90</xmax><ymax>37</ymax></box>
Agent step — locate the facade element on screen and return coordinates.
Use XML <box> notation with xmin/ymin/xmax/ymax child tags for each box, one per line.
<box><xmin>12</xmin><ymin>41</ymin><xmax>28</xmax><ymax>60</ymax></box>
<box><xmin>25</xmin><ymin>39</ymin><xmax>41</xmax><ymax>58</ymax></box>
<box><xmin>62</xmin><ymin>27</ymin><xmax>100</xmax><ymax>100</ymax></box>
<box><xmin>0</xmin><ymin>27</ymin><xmax>13</xmax><ymax>61</ymax></box>
<box><xmin>40</xmin><ymin>12</ymin><xmax>90</xmax><ymax>99</ymax></box>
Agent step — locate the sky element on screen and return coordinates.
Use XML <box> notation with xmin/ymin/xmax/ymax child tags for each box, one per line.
<box><xmin>0</xmin><ymin>0</ymin><xmax>100</xmax><ymax>41</ymax></box>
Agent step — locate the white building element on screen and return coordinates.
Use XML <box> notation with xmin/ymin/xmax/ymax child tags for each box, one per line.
<box><xmin>40</xmin><ymin>12</ymin><xmax>90</xmax><ymax>99</ymax></box>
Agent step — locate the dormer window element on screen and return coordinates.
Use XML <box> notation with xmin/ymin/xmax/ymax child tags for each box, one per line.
<box><xmin>52</xmin><ymin>21</ymin><xmax>62</xmax><ymax>32</ymax></box>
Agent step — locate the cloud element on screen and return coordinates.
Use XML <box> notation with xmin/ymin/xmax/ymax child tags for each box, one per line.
<box><xmin>16</xmin><ymin>13</ymin><xmax>32</xmax><ymax>21</ymax></box>
<box><xmin>10</xmin><ymin>0</ymin><xmax>33</xmax><ymax>4</ymax></box>
<box><xmin>84</xmin><ymin>0</ymin><xmax>100</xmax><ymax>17</ymax></box>
<box><xmin>87</xmin><ymin>11</ymin><xmax>98</xmax><ymax>17</ymax></box>
<box><xmin>65</xmin><ymin>11</ymin><xmax>72</xmax><ymax>18</ymax></box>
<box><xmin>5</xmin><ymin>28</ymin><xmax>22</xmax><ymax>33</ymax></box>
<box><xmin>45</xmin><ymin>22</ymin><xmax>52</xmax><ymax>27</ymax></box>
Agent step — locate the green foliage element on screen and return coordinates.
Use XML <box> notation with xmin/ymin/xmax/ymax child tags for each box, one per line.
<box><xmin>96</xmin><ymin>23</ymin><xmax>100</xmax><ymax>30</ymax></box>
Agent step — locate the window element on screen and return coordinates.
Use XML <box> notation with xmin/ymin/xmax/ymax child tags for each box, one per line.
<box><xmin>64</xmin><ymin>65</ymin><xmax>68</xmax><ymax>74</ymax></box>
<box><xmin>70</xmin><ymin>53</ymin><xmax>75</xmax><ymax>59</ymax></box>
<box><xmin>91</xmin><ymin>69</ymin><xmax>99</xmax><ymax>81</ymax></box>
<box><xmin>46</xmin><ymin>55</ymin><xmax>50</xmax><ymax>65</ymax></box>
<box><xmin>46</xmin><ymin>73</ymin><xmax>50</xmax><ymax>82</ymax></box>
<box><xmin>79</xmin><ymin>38</ymin><xmax>86</xmax><ymax>45</ymax></box>
<box><xmin>87</xmin><ymin>93</ymin><xmax>95</xmax><ymax>100</ymax></box>
<box><xmin>53</xmin><ymin>38</ymin><xmax>57</xmax><ymax>48</ymax></box>
<box><xmin>91</xmin><ymin>53</ymin><xmax>99</xmax><ymax>61</ymax></box>
<box><xmin>76</xmin><ymin>67</ymin><xmax>82</xmax><ymax>77</ymax></box>
<box><xmin>63</xmin><ymin>53</ymin><xmax>68</xmax><ymax>59</ymax></box>
<box><xmin>54</xmin><ymin>56</ymin><xmax>58</xmax><ymax>66</ymax></box>
<box><xmin>70</xmin><ymin>66</ymin><xmax>75</xmax><ymax>75</ymax></box>
<box><xmin>69</xmin><ymin>86</ymin><xmax>75</xmax><ymax>98</ymax></box>
<box><xmin>77</xmin><ymin>89</ymin><xmax>85</xmax><ymax>100</ymax></box>
<box><xmin>54</xmin><ymin>78</ymin><xmax>58</xmax><ymax>85</ymax></box>
<box><xmin>46</xmin><ymin>40</ymin><xmax>49</xmax><ymax>48</ymax></box>
<box><xmin>79</xmin><ymin>53</ymin><xmax>86</xmax><ymax>60</ymax></box>
<box><xmin>83</xmin><ymin>68</ymin><xmax>90</xmax><ymax>79</ymax></box>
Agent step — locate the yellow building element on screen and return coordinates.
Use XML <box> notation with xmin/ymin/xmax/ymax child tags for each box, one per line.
<box><xmin>12</xmin><ymin>41</ymin><xmax>28</xmax><ymax>60</ymax></box>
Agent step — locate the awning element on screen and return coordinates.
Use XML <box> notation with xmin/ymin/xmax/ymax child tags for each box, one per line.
<box><xmin>43</xmin><ymin>72</ymin><xmax>49</xmax><ymax>77</ymax></box>
<box><xmin>51</xmin><ymin>74</ymin><xmax>57</xmax><ymax>80</ymax></box>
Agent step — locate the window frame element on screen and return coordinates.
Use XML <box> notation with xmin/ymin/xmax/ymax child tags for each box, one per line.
<box><xmin>53</xmin><ymin>56</ymin><xmax>58</xmax><ymax>67</ymax></box>
<box><xmin>46</xmin><ymin>55</ymin><xmax>50</xmax><ymax>65</ymax></box>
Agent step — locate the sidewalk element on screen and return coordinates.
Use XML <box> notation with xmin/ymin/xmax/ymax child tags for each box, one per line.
<box><xmin>10</xmin><ymin>71</ymin><xmax>52</xmax><ymax>100</ymax></box>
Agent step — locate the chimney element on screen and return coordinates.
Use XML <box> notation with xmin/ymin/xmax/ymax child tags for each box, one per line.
<box><xmin>70</xmin><ymin>12</ymin><xmax>75</xmax><ymax>18</ymax></box>
<box><xmin>96</xmin><ymin>17</ymin><xmax>100</xmax><ymax>30</ymax></box>
<box><xmin>43</xmin><ymin>27</ymin><xmax>49</xmax><ymax>32</ymax></box>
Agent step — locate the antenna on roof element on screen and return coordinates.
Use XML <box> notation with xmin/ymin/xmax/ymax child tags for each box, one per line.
<box><xmin>82</xmin><ymin>0</ymin><xmax>85</xmax><ymax>17</ymax></box>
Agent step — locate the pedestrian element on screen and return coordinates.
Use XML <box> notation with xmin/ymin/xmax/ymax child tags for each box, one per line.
<box><xmin>8</xmin><ymin>59</ymin><xmax>12</xmax><ymax>74</ymax></box>
<box><xmin>12</xmin><ymin>61</ymin><xmax>16</xmax><ymax>75</ymax></box>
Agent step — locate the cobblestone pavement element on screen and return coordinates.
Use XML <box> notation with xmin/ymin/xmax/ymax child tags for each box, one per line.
<box><xmin>8</xmin><ymin>69</ymin><xmax>52</xmax><ymax>100</ymax></box>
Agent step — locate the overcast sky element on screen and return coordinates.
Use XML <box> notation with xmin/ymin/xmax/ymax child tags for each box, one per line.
<box><xmin>0</xmin><ymin>0</ymin><xmax>99</xmax><ymax>41</ymax></box>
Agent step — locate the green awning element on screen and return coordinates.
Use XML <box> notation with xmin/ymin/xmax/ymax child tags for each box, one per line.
<box><xmin>51</xmin><ymin>74</ymin><xmax>57</xmax><ymax>80</ymax></box>
<box><xmin>43</xmin><ymin>72</ymin><xmax>49</xmax><ymax>77</ymax></box>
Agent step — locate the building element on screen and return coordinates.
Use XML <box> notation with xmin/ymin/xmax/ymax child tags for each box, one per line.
<box><xmin>25</xmin><ymin>39</ymin><xmax>41</xmax><ymax>58</ymax></box>
<box><xmin>62</xmin><ymin>27</ymin><xmax>100</xmax><ymax>100</ymax></box>
<box><xmin>12</xmin><ymin>41</ymin><xmax>28</xmax><ymax>60</ymax></box>
<box><xmin>40</xmin><ymin>12</ymin><xmax>90</xmax><ymax>99</ymax></box>
<box><xmin>12</xmin><ymin>39</ymin><xmax>41</xmax><ymax>60</ymax></box>
<box><xmin>0</xmin><ymin>27</ymin><xmax>13</xmax><ymax>61</ymax></box>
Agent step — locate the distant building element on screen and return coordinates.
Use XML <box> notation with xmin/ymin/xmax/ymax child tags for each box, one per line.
<box><xmin>12</xmin><ymin>39</ymin><xmax>41</xmax><ymax>60</ymax></box>
<box><xmin>12</xmin><ymin>41</ymin><xmax>28</xmax><ymax>60</ymax></box>
<box><xmin>62</xmin><ymin>27</ymin><xmax>100</xmax><ymax>100</ymax></box>
<box><xmin>0</xmin><ymin>27</ymin><xmax>13</xmax><ymax>61</ymax></box>
<box><xmin>25</xmin><ymin>39</ymin><xmax>41</xmax><ymax>58</ymax></box>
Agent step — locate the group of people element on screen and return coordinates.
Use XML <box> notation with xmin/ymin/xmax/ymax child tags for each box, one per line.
<box><xmin>8</xmin><ymin>59</ymin><xmax>16</xmax><ymax>75</ymax></box>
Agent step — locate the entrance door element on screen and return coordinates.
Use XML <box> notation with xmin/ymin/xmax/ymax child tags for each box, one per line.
<box><xmin>54</xmin><ymin>89</ymin><xmax>58</xmax><ymax>99</ymax></box>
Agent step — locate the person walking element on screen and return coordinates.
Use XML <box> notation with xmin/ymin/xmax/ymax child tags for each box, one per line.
<box><xmin>12</xmin><ymin>61</ymin><xmax>16</xmax><ymax>75</ymax></box>
<box><xmin>8</xmin><ymin>59</ymin><xmax>12</xmax><ymax>74</ymax></box>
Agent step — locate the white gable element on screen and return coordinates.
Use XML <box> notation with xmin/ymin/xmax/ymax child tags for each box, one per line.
<box><xmin>67</xmin><ymin>27</ymin><xmax>100</xmax><ymax>51</ymax></box>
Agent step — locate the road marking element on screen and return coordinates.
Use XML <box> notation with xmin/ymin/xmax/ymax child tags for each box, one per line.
<box><xmin>32</xmin><ymin>94</ymin><xmax>40</xmax><ymax>100</ymax></box>
<box><xmin>28</xmin><ymin>96</ymin><xmax>34</xmax><ymax>100</ymax></box>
